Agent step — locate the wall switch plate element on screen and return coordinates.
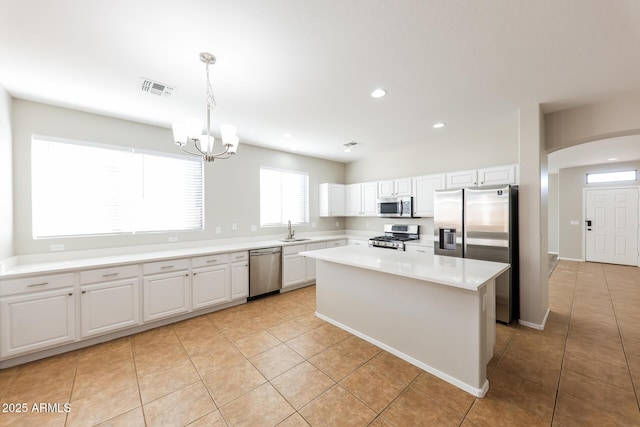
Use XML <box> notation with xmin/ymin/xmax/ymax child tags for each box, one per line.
<box><xmin>232</xmin><ymin>223</ymin><xmax>238</xmax><ymax>231</ymax></box>
<box><xmin>570</xmin><ymin>220</ymin><xmax>579</xmax><ymax>225</ymax></box>
<box><xmin>215</xmin><ymin>226</ymin><xmax>222</xmax><ymax>234</ymax></box>
<box><xmin>50</xmin><ymin>244</ymin><xmax>65</xmax><ymax>251</ymax></box>
<box><xmin>168</xmin><ymin>237</ymin><xmax>178</xmax><ymax>243</ymax></box>
<box><xmin>251</xmin><ymin>225</ymin><xmax>257</xmax><ymax>232</ymax></box>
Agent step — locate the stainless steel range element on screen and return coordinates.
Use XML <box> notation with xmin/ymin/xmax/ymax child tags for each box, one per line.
<box><xmin>368</xmin><ymin>224</ymin><xmax>420</xmax><ymax>251</ymax></box>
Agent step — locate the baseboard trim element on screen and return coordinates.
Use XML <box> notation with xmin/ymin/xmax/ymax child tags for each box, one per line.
<box><xmin>518</xmin><ymin>308</ymin><xmax>550</xmax><ymax>330</ymax></box>
<box><xmin>558</xmin><ymin>257</ymin><xmax>583</xmax><ymax>262</ymax></box>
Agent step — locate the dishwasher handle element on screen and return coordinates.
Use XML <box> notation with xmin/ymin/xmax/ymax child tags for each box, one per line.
<box><xmin>250</xmin><ymin>247</ymin><xmax>282</xmax><ymax>256</ymax></box>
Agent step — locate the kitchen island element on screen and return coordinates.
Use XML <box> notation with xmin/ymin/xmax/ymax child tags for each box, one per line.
<box><xmin>300</xmin><ymin>245</ymin><xmax>509</xmax><ymax>397</ymax></box>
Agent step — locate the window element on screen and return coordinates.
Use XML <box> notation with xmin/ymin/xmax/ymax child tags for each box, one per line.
<box><xmin>31</xmin><ymin>135</ymin><xmax>203</xmax><ymax>238</ymax></box>
<box><xmin>260</xmin><ymin>167</ymin><xmax>309</xmax><ymax>227</ymax></box>
<box><xmin>586</xmin><ymin>170</ymin><xmax>637</xmax><ymax>184</ymax></box>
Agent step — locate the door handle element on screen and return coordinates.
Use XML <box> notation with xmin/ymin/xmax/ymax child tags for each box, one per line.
<box><xmin>586</xmin><ymin>219</ymin><xmax>592</xmax><ymax>231</ymax></box>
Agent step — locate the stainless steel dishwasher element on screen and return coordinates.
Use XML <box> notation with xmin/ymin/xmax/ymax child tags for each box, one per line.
<box><xmin>249</xmin><ymin>247</ymin><xmax>282</xmax><ymax>299</ymax></box>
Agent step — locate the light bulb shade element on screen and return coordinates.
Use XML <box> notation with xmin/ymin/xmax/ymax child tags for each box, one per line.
<box><xmin>172</xmin><ymin>122</ymin><xmax>188</xmax><ymax>146</ymax></box>
<box><xmin>185</xmin><ymin>117</ymin><xmax>203</xmax><ymax>140</ymax></box>
<box><xmin>200</xmin><ymin>134</ymin><xmax>215</xmax><ymax>153</ymax></box>
<box><xmin>220</xmin><ymin>124</ymin><xmax>237</xmax><ymax>144</ymax></box>
<box><xmin>227</xmin><ymin>136</ymin><xmax>239</xmax><ymax>154</ymax></box>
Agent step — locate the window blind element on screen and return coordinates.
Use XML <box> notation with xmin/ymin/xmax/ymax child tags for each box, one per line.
<box><xmin>31</xmin><ymin>136</ymin><xmax>203</xmax><ymax>238</ymax></box>
<box><xmin>260</xmin><ymin>167</ymin><xmax>309</xmax><ymax>227</ymax></box>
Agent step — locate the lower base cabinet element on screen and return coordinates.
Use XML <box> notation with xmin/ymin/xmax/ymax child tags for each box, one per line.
<box><xmin>231</xmin><ymin>258</ymin><xmax>249</xmax><ymax>299</ymax></box>
<box><xmin>81</xmin><ymin>279</ymin><xmax>140</xmax><ymax>338</ymax></box>
<box><xmin>192</xmin><ymin>264</ymin><xmax>230</xmax><ymax>309</ymax></box>
<box><xmin>143</xmin><ymin>271</ymin><xmax>190</xmax><ymax>322</ymax></box>
<box><xmin>0</xmin><ymin>288</ymin><xmax>76</xmax><ymax>358</ymax></box>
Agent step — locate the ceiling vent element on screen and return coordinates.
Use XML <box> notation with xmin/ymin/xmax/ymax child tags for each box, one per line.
<box><xmin>140</xmin><ymin>78</ymin><xmax>174</xmax><ymax>97</ymax></box>
<box><xmin>343</xmin><ymin>141</ymin><xmax>362</xmax><ymax>148</ymax></box>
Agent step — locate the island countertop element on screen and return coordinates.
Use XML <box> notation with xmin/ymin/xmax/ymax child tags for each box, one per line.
<box><xmin>301</xmin><ymin>245</ymin><xmax>509</xmax><ymax>291</ymax></box>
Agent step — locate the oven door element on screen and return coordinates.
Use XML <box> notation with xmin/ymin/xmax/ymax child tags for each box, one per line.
<box><xmin>377</xmin><ymin>198</ymin><xmax>401</xmax><ymax>217</ymax></box>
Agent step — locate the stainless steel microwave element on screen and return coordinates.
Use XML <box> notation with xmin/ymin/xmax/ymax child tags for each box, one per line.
<box><xmin>377</xmin><ymin>196</ymin><xmax>414</xmax><ymax>217</ymax></box>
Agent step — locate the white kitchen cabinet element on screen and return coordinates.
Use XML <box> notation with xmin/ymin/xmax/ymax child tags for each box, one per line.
<box><xmin>192</xmin><ymin>264</ymin><xmax>229</xmax><ymax>309</ymax></box>
<box><xmin>319</xmin><ymin>183</ymin><xmax>345</xmax><ymax>217</ymax></box>
<box><xmin>412</xmin><ymin>174</ymin><xmax>446</xmax><ymax>217</ymax></box>
<box><xmin>346</xmin><ymin>182</ymin><xmax>378</xmax><ymax>216</ymax></box>
<box><xmin>348</xmin><ymin>238</ymin><xmax>369</xmax><ymax>247</ymax></box>
<box><xmin>378</xmin><ymin>178</ymin><xmax>412</xmax><ymax>197</ymax></box>
<box><xmin>282</xmin><ymin>244</ymin><xmax>307</xmax><ymax>289</ymax></box>
<box><xmin>446</xmin><ymin>169</ymin><xmax>478</xmax><ymax>189</ymax></box>
<box><xmin>230</xmin><ymin>251</ymin><xmax>249</xmax><ymax>300</ymax></box>
<box><xmin>143</xmin><ymin>259</ymin><xmax>190</xmax><ymax>322</ymax></box>
<box><xmin>405</xmin><ymin>244</ymin><xmax>433</xmax><ymax>254</ymax></box>
<box><xmin>478</xmin><ymin>164</ymin><xmax>518</xmax><ymax>186</ymax></box>
<box><xmin>81</xmin><ymin>278</ymin><xmax>140</xmax><ymax>338</ymax></box>
<box><xmin>1</xmin><ymin>287</ymin><xmax>76</xmax><ymax>358</ymax></box>
<box><xmin>305</xmin><ymin>242</ymin><xmax>327</xmax><ymax>281</ymax></box>
<box><xmin>325</xmin><ymin>239</ymin><xmax>347</xmax><ymax>248</ymax></box>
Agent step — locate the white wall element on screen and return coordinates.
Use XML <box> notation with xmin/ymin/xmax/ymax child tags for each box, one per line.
<box><xmin>0</xmin><ymin>85</ymin><xmax>13</xmax><ymax>259</ymax></box>
<box><xmin>558</xmin><ymin>160</ymin><xmax>640</xmax><ymax>261</ymax></box>
<box><xmin>345</xmin><ymin>111</ymin><xmax>519</xmax><ymax>183</ymax></box>
<box><xmin>548</xmin><ymin>173</ymin><xmax>559</xmax><ymax>253</ymax></box>
<box><xmin>11</xmin><ymin>99</ymin><xmax>345</xmax><ymax>256</ymax></box>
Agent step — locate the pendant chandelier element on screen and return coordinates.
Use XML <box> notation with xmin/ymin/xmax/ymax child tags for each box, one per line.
<box><xmin>172</xmin><ymin>52</ymin><xmax>239</xmax><ymax>162</ymax></box>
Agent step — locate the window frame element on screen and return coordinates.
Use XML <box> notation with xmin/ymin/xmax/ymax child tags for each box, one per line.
<box><xmin>259</xmin><ymin>166</ymin><xmax>310</xmax><ymax>228</ymax></box>
<box><xmin>585</xmin><ymin>169</ymin><xmax>638</xmax><ymax>184</ymax></box>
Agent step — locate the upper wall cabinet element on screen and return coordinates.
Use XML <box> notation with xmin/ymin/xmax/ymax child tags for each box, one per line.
<box><xmin>378</xmin><ymin>178</ymin><xmax>412</xmax><ymax>197</ymax></box>
<box><xmin>412</xmin><ymin>174</ymin><xmax>446</xmax><ymax>217</ymax></box>
<box><xmin>446</xmin><ymin>165</ymin><xmax>518</xmax><ymax>189</ymax></box>
<box><xmin>477</xmin><ymin>164</ymin><xmax>518</xmax><ymax>186</ymax></box>
<box><xmin>319</xmin><ymin>183</ymin><xmax>345</xmax><ymax>217</ymax></box>
<box><xmin>346</xmin><ymin>182</ymin><xmax>378</xmax><ymax>216</ymax></box>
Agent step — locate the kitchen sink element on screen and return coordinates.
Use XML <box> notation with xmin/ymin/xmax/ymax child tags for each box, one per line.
<box><xmin>278</xmin><ymin>238</ymin><xmax>310</xmax><ymax>242</ymax></box>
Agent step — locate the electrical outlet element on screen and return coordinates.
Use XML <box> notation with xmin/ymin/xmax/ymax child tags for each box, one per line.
<box><xmin>215</xmin><ymin>226</ymin><xmax>222</xmax><ymax>234</ymax></box>
<box><xmin>251</xmin><ymin>225</ymin><xmax>257</xmax><ymax>232</ymax></box>
<box><xmin>570</xmin><ymin>220</ymin><xmax>579</xmax><ymax>226</ymax></box>
<box><xmin>50</xmin><ymin>244</ymin><xmax>65</xmax><ymax>251</ymax></box>
<box><xmin>335</xmin><ymin>221</ymin><xmax>340</xmax><ymax>227</ymax></box>
<box><xmin>168</xmin><ymin>237</ymin><xmax>178</xmax><ymax>243</ymax></box>
<box><xmin>232</xmin><ymin>223</ymin><xmax>238</xmax><ymax>231</ymax></box>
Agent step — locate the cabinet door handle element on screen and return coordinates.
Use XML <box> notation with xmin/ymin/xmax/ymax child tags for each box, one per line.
<box><xmin>416</xmin><ymin>250</ymin><xmax>426</xmax><ymax>253</ymax></box>
<box><xmin>82</xmin><ymin>290</ymin><xmax>87</xmax><ymax>294</ymax></box>
<box><xmin>102</xmin><ymin>273</ymin><xmax>119</xmax><ymax>277</ymax></box>
<box><xmin>28</xmin><ymin>282</ymin><xmax>48</xmax><ymax>287</ymax></box>
<box><xmin>161</xmin><ymin>265</ymin><xmax>174</xmax><ymax>269</ymax></box>
<box><xmin>68</xmin><ymin>293</ymin><xmax>73</xmax><ymax>296</ymax></box>
<box><xmin>206</xmin><ymin>259</ymin><xmax>218</xmax><ymax>263</ymax></box>
<box><xmin>234</xmin><ymin>255</ymin><xmax>244</xmax><ymax>259</ymax></box>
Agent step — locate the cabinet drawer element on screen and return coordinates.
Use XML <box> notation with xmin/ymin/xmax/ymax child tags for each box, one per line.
<box><xmin>142</xmin><ymin>259</ymin><xmax>189</xmax><ymax>275</ymax></box>
<box><xmin>326</xmin><ymin>239</ymin><xmax>347</xmax><ymax>248</ymax></box>
<box><xmin>192</xmin><ymin>253</ymin><xmax>230</xmax><ymax>269</ymax></box>
<box><xmin>283</xmin><ymin>244</ymin><xmax>306</xmax><ymax>255</ymax></box>
<box><xmin>80</xmin><ymin>265</ymin><xmax>139</xmax><ymax>284</ymax></box>
<box><xmin>229</xmin><ymin>251</ymin><xmax>248</xmax><ymax>263</ymax></box>
<box><xmin>0</xmin><ymin>272</ymin><xmax>76</xmax><ymax>297</ymax></box>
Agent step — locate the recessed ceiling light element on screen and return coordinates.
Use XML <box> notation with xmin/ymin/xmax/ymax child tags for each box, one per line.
<box><xmin>282</xmin><ymin>132</ymin><xmax>294</xmax><ymax>138</ymax></box>
<box><xmin>608</xmin><ymin>157</ymin><xmax>618</xmax><ymax>161</ymax></box>
<box><xmin>371</xmin><ymin>89</ymin><xmax>387</xmax><ymax>98</ymax></box>
<box><xmin>433</xmin><ymin>122</ymin><xmax>446</xmax><ymax>129</ymax></box>
<box><xmin>344</xmin><ymin>148</ymin><xmax>352</xmax><ymax>153</ymax></box>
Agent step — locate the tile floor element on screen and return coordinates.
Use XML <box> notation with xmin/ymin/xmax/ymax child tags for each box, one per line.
<box><xmin>0</xmin><ymin>260</ymin><xmax>639</xmax><ymax>426</ymax></box>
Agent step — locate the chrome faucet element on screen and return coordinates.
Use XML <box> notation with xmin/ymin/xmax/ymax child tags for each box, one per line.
<box><xmin>287</xmin><ymin>220</ymin><xmax>295</xmax><ymax>239</ymax></box>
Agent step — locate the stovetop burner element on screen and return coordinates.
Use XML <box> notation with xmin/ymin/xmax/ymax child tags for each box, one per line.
<box><xmin>369</xmin><ymin>224</ymin><xmax>420</xmax><ymax>250</ymax></box>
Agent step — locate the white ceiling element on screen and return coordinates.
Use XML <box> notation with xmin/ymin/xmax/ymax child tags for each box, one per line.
<box><xmin>2</xmin><ymin>0</ymin><xmax>640</xmax><ymax>163</ymax></box>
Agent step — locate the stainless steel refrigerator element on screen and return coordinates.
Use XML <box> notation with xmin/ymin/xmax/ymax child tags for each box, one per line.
<box><xmin>434</xmin><ymin>185</ymin><xmax>519</xmax><ymax>324</ymax></box>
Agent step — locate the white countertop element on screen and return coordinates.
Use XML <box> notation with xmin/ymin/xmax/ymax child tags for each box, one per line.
<box><xmin>0</xmin><ymin>234</ymin><xmax>358</xmax><ymax>278</ymax></box>
<box><xmin>300</xmin><ymin>246</ymin><xmax>509</xmax><ymax>291</ymax></box>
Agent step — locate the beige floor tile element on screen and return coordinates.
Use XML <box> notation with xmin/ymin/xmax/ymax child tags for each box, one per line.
<box><xmin>138</xmin><ymin>358</ymin><xmax>201</xmax><ymax>404</ymax></box>
<box><xmin>220</xmin><ymin>382</ymin><xmax>295</xmax><ymax>427</ymax></box>
<box><xmin>66</xmin><ymin>375</ymin><xmax>141</xmax><ymax>427</ymax></box>
<box><xmin>143</xmin><ymin>381</ymin><xmax>216</xmax><ymax>427</ymax></box>
<box><xmin>133</xmin><ymin>343</ymin><xmax>189</xmax><ymax>377</ymax></box>
<box><xmin>366</xmin><ymin>351</ymin><xmax>422</xmax><ymax>385</ymax></box>
<box><xmin>464</xmin><ymin>389</ymin><xmax>549</xmax><ymax>427</ymax></box>
<box><xmin>72</xmin><ymin>357</ymin><xmax>136</xmax><ymax>400</ymax></box>
<box><xmin>76</xmin><ymin>337</ymin><xmax>132</xmax><ymax>370</ymax></box>
<box><xmin>190</xmin><ymin>341</ymin><xmax>246</xmax><ymax>376</ymax></box>
<box><xmin>553</xmin><ymin>391</ymin><xmax>638</xmax><ymax>426</ymax></box>
<box><xmin>131</xmin><ymin>326</ymin><xmax>181</xmax><ymax>355</ymax></box>
<box><xmin>298</xmin><ymin>384</ymin><xmax>377</xmax><ymax>427</ymax></box>
<box><xmin>277</xmin><ymin>412</ymin><xmax>312</xmax><ymax>427</ymax></box>
<box><xmin>217</xmin><ymin>318</ymin><xmax>266</xmax><ymax>342</ymax></box>
<box><xmin>268</xmin><ymin>316</ymin><xmax>321</xmax><ymax>342</ymax></box>
<box><xmin>368</xmin><ymin>416</ymin><xmax>395</xmax><ymax>427</ymax></box>
<box><xmin>250</xmin><ymin>343</ymin><xmax>305</xmax><ymax>380</ymax></box>
<box><xmin>97</xmin><ymin>406</ymin><xmax>145</xmax><ymax>427</ymax></box>
<box><xmin>186</xmin><ymin>409</ymin><xmax>227</xmax><ymax>426</ymax></box>
<box><xmin>309</xmin><ymin>335</ymin><xmax>381</xmax><ymax>381</ymax></box>
<box><xmin>177</xmin><ymin>328</ymin><xmax>230</xmax><ymax>357</ymax></box>
<box><xmin>286</xmin><ymin>324</ymin><xmax>350</xmax><ymax>358</ymax></box>
<box><xmin>381</xmin><ymin>385</ymin><xmax>463</xmax><ymax>426</ymax></box>
<box><xmin>561</xmin><ymin>346</ymin><xmax>634</xmax><ymax>390</ymax></box>
<box><xmin>487</xmin><ymin>368</ymin><xmax>556</xmax><ymax>421</ymax></box>
<box><xmin>494</xmin><ymin>347</ymin><xmax>561</xmax><ymax>390</ymax></box>
<box><xmin>271</xmin><ymin>361</ymin><xmax>335</xmax><ymax>410</ymax></box>
<box><xmin>0</xmin><ymin>409</ymin><xmax>68</xmax><ymax>427</ymax></box>
<box><xmin>411</xmin><ymin>372</ymin><xmax>476</xmax><ymax>417</ymax></box>
<box><xmin>558</xmin><ymin>369</ymin><xmax>640</xmax><ymax>422</ymax></box>
<box><xmin>202</xmin><ymin>359</ymin><xmax>267</xmax><ymax>406</ymax></box>
<box><xmin>234</xmin><ymin>329</ymin><xmax>282</xmax><ymax>358</ymax></box>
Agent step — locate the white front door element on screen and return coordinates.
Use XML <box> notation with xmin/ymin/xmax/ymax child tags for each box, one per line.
<box><xmin>585</xmin><ymin>187</ymin><xmax>639</xmax><ymax>266</ymax></box>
